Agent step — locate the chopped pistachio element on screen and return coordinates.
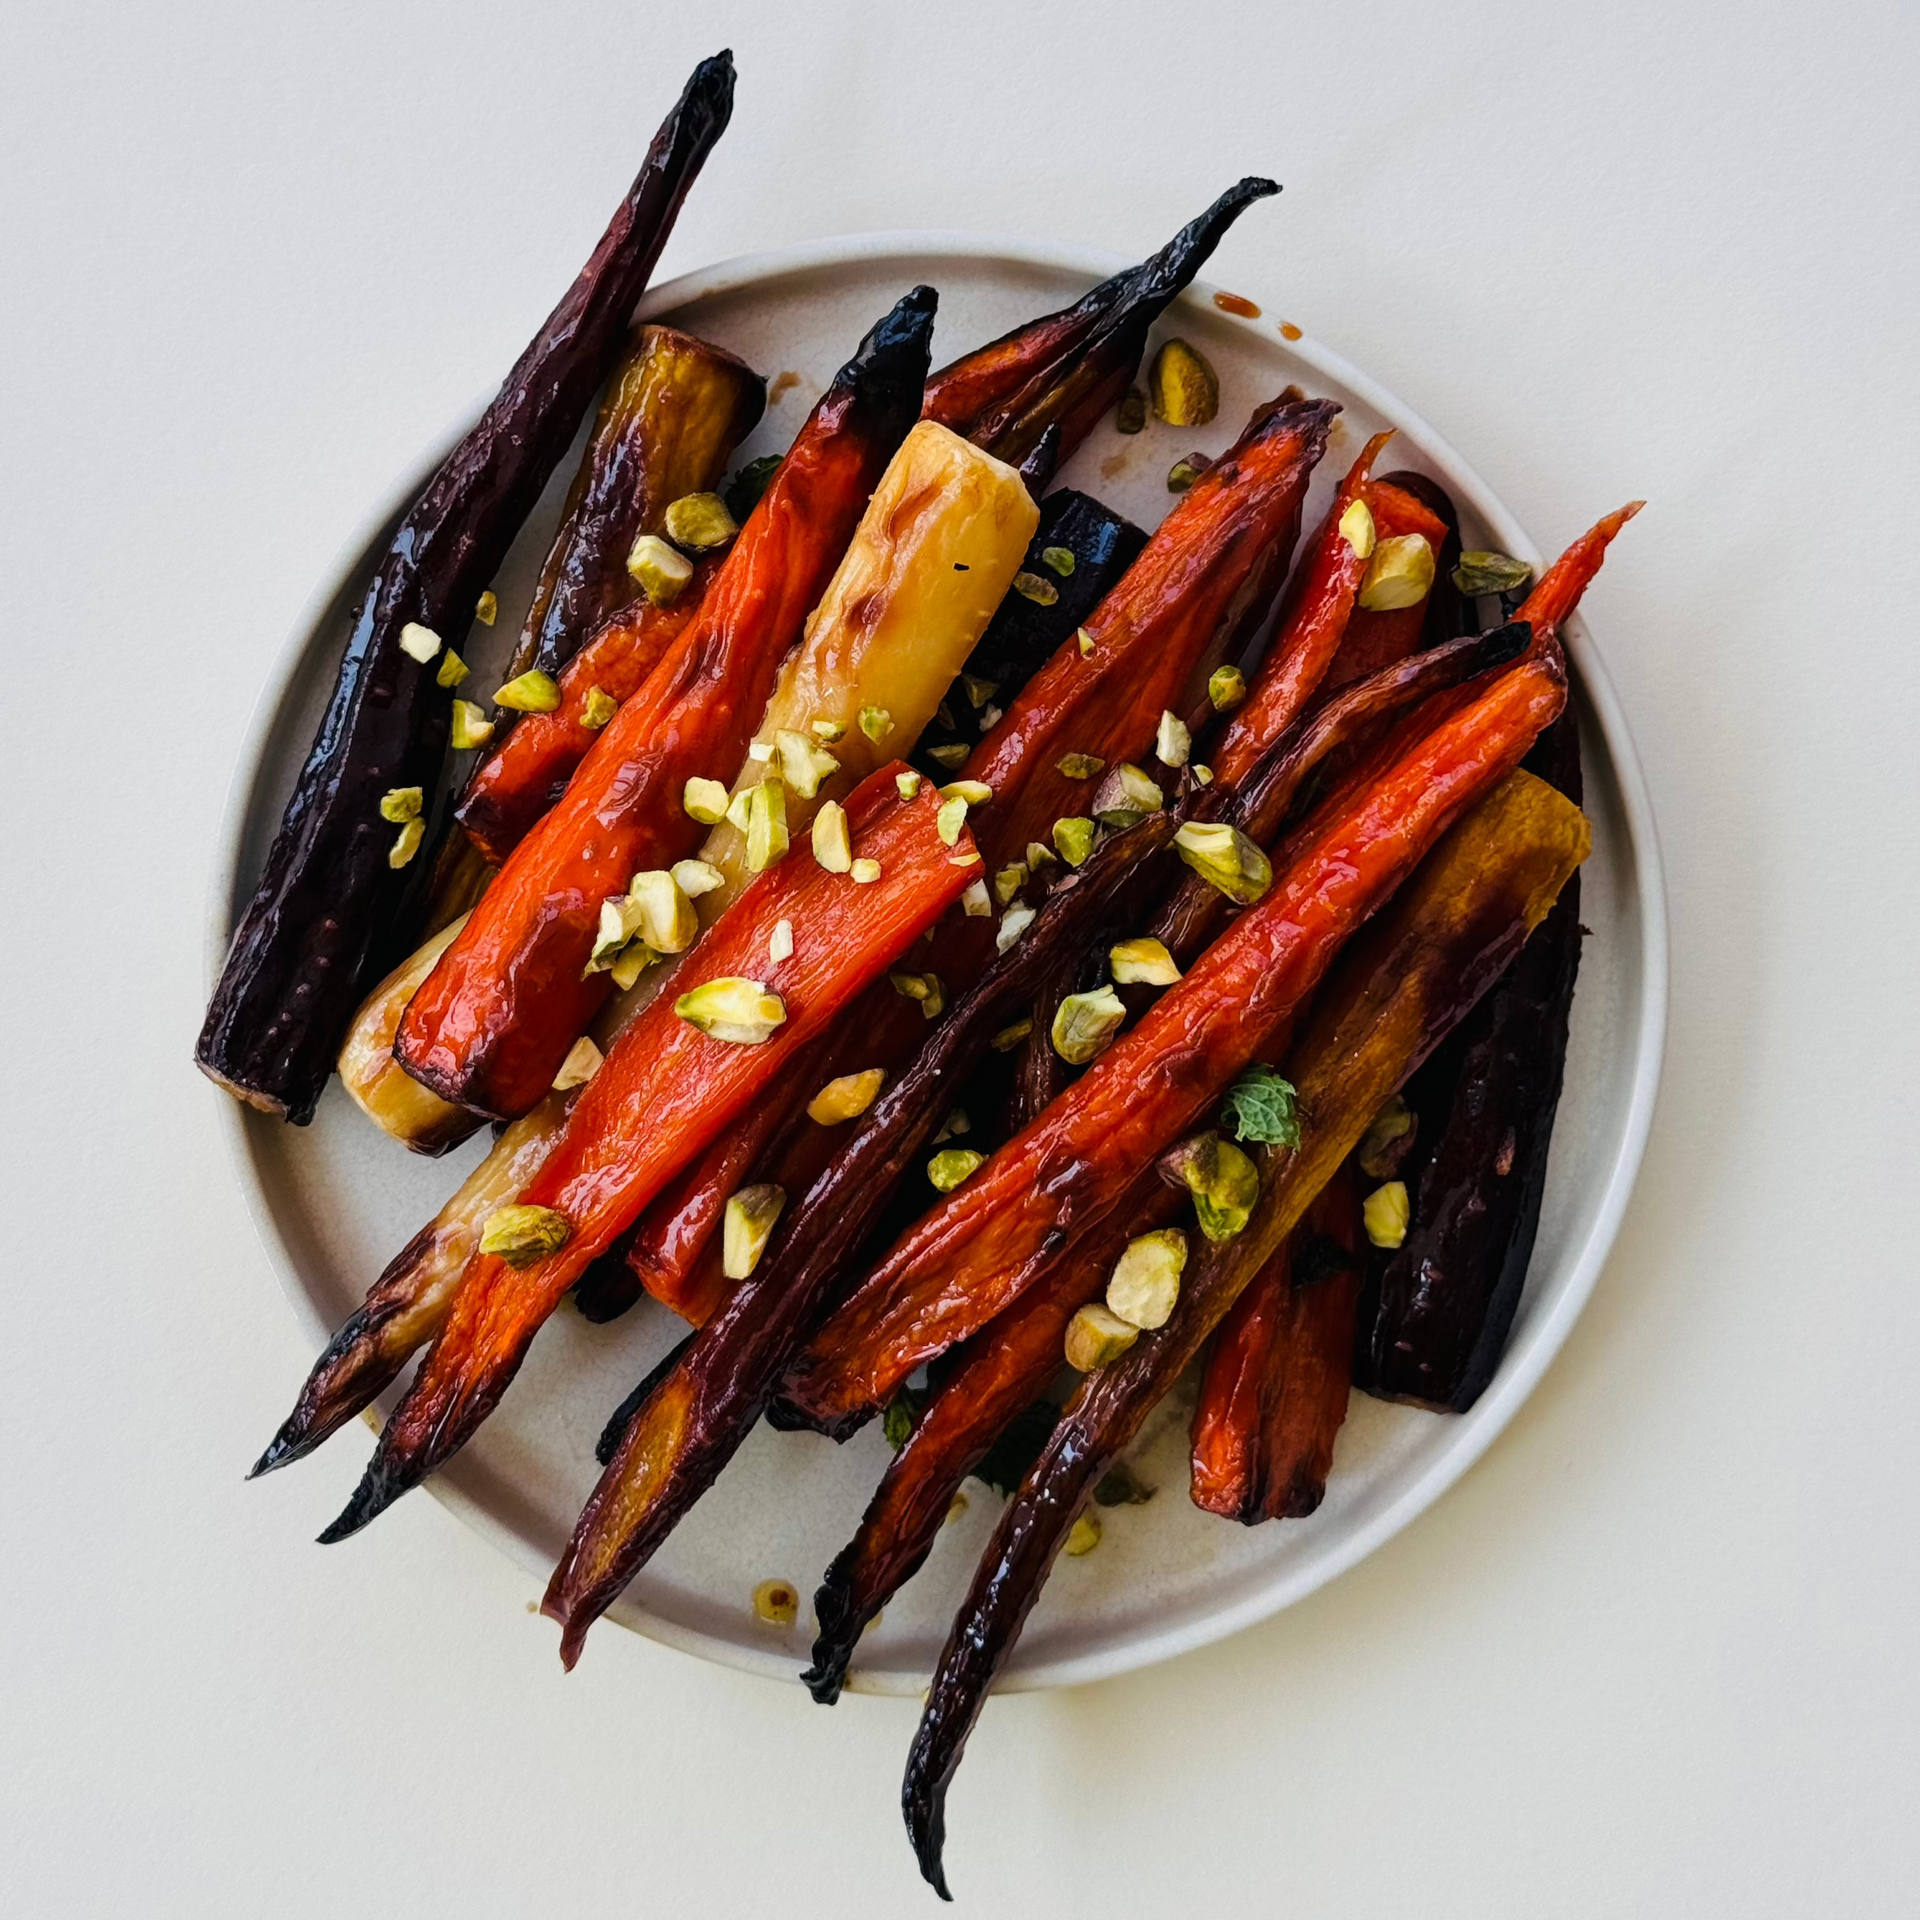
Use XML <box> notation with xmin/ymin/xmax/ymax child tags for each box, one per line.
<box><xmin>747</xmin><ymin>740</ymin><xmax>777</xmax><ymax>763</ymax></box>
<box><xmin>811</xmin><ymin>717</ymin><xmax>847</xmax><ymax>742</ymax></box>
<box><xmin>479</xmin><ymin>1203</ymin><xmax>571</xmax><ymax>1268</ymax></box>
<box><xmin>1363</xmin><ymin>1179</ymin><xmax>1411</xmax><ymax>1249</ymax></box>
<box><xmin>627</xmin><ymin>532</ymin><xmax>694</xmax><ymax>605</ymax></box>
<box><xmin>1167</xmin><ymin>453</ymin><xmax>1209</xmax><ymax>493</ymax></box>
<box><xmin>952</xmin><ymin>850</ymin><xmax>983</xmax><ymax>870</ymax></box>
<box><xmin>1052</xmin><ymin>816</ymin><xmax>1096</xmax><ymax>867</ymax></box>
<box><xmin>979</xmin><ymin>703</ymin><xmax>1002</xmax><ymax>731</ymax></box>
<box><xmin>683</xmin><ymin>776</ymin><xmax>730</xmax><ymax>825</ymax></box>
<box><xmin>889</xmin><ymin>970</ymin><xmax>946</xmax><ymax>1020</ymax></box>
<box><xmin>1453</xmin><ymin>550</ymin><xmax>1534</xmax><ymax>598</ymax></box>
<box><xmin>745</xmin><ymin>779</ymin><xmax>789</xmax><ymax>872</ymax></box>
<box><xmin>932</xmin><ymin>1107</ymin><xmax>970</xmax><ymax>1143</ymax></box>
<box><xmin>792</xmin><ymin>804</ymin><xmax>848</xmax><ymax>883</ymax></box>
<box><xmin>1077</xmin><ymin>627</ymin><xmax>1096</xmax><ymax>657</ymax></box>
<box><xmin>935</xmin><ymin>699</ymin><xmax>958</xmax><ymax>730</ymax></box>
<box><xmin>1097</xmin><ymin>809</ymin><xmax>1144</xmax><ymax>831</ymax></box>
<box><xmin>399</xmin><ymin>622</ymin><xmax>441</xmax><ymax>664</ymax></box>
<box><xmin>387</xmin><ymin>817</ymin><xmax>425</xmax><ymax>869</ymax></box>
<box><xmin>1040</xmin><ymin>545</ymin><xmax>1077</xmax><ymax>577</ymax></box>
<box><xmin>768</xmin><ymin>918</ymin><xmax>794</xmax><ymax>963</ymax></box>
<box><xmin>1064</xmin><ymin>1515</ymin><xmax>1103</xmax><ymax>1557</ymax></box>
<box><xmin>1359</xmin><ymin>532</ymin><xmax>1436</xmax><ymax>611</ymax></box>
<box><xmin>1065</xmin><ymin>1303</ymin><xmax>1139</xmax><ymax>1372</ymax></box>
<box><xmin>608</xmin><ymin>941</ymin><xmax>653</xmax><ymax>991</ymax></box>
<box><xmin>1208</xmin><ymin>664</ymin><xmax>1248</xmax><ymax>712</ymax></box>
<box><xmin>1092</xmin><ymin>763</ymin><xmax>1164</xmax><ymax>817</ymax></box>
<box><xmin>474</xmin><ymin>590</ymin><xmax>498</xmax><ymax>627</ymax></box>
<box><xmin>961</xmin><ymin>672</ymin><xmax>998</xmax><ymax>710</ymax></box>
<box><xmin>1107</xmin><ymin>1227</ymin><xmax>1188</xmax><ymax>1329</ymax></box>
<box><xmin>1116</xmin><ymin>385</ymin><xmax>1148</xmax><ymax>433</ymax></box>
<box><xmin>808</xmin><ymin>1067</ymin><xmax>886</xmax><ymax>1125</ymax></box>
<box><xmin>494</xmin><ymin>669</ymin><xmax>561</xmax><ymax>714</ymax></box>
<box><xmin>580</xmin><ymin>685</ymin><xmax>618</xmax><ymax>731</ymax></box>
<box><xmin>671</xmin><ymin>857</ymin><xmax>724</xmax><ymax>898</ymax></box>
<box><xmin>1052</xmin><ymin>984</ymin><xmax>1127</xmax><ymax>1064</ymax></box>
<box><xmin>1025</xmin><ymin>839</ymin><xmax>1057</xmax><ymax>871</ymax></box>
<box><xmin>1166</xmin><ymin>1132</ymin><xmax>1261</xmax><ymax>1240</ymax></box>
<box><xmin>450</xmin><ymin>699</ymin><xmax>494</xmax><ymax>752</ymax></box>
<box><xmin>990</xmin><ymin>1014</ymin><xmax>1033</xmax><ymax>1051</ymax></box>
<box><xmin>992</xmin><ymin>863</ymin><xmax>1028</xmax><ymax>908</ymax></box>
<box><xmin>624</xmin><ymin>870</ymin><xmax>696</xmax><ymax>953</ymax></box>
<box><xmin>675</xmin><ymin>977</ymin><xmax>787</xmax><ymax>1045</ymax></box>
<box><xmin>723</xmin><ymin>1183</ymin><xmax>786</xmax><ymax>1278</ymax></box>
<box><xmin>1012</xmin><ymin>570</ymin><xmax>1059</xmax><ymax>606</ymax></box>
<box><xmin>1174</xmin><ymin>820</ymin><xmax>1272</xmax><ymax>903</ymax></box>
<box><xmin>894</xmin><ymin>770</ymin><xmax>922</xmax><ymax>802</ymax></box>
<box><xmin>751</xmin><ymin>1577</ymin><xmax>799</xmax><ymax>1627</ymax></box>
<box><xmin>961</xmin><ymin>878</ymin><xmax>992</xmax><ymax>917</ymax></box>
<box><xmin>725</xmin><ymin>784</ymin><xmax>756</xmax><ymax>831</ymax></box>
<box><xmin>1155</xmin><ymin>710</ymin><xmax>1192</xmax><ymax>768</ymax></box>
<box><xmin>585</xmin><ymin>893</ymin><xmax>646</xmax><ymax>974</ymax></box>
<box><xmin>1356</xmin><ymin>1094</ymin><xmax>1417</xmax><ymax>1178</ymax></box>
<box><xmin>1192</xmin><ymin>763</ymin><xmax>1215</xmax><ymax>786</ymax></box>
<box><xmin>1149</xmin><ymin>337</ymin><xmax>1219</xmax><ymax>426</ymax></box>
<box><xmin>1109</xmin><ymin>936</ymin><xmax>1181</xmax><ymax>985</ymax></box>
<box><xmin>996</xmin><ymin>905</ymin><xmax>1036</xmax><ymax>953</ymax></box>
<box><xmin>435</xmin><ymin>649</ymin><xmax>470</xmax><ymax>688</ymax></box>
<box><xmin>1338</xmin><ymin>497</ymin><xmax>1377</xmax><ymax>560</ymax></box>
<box><xmin>774</xmin><ymin>727</ymin><xmax>839</xmax><ymax>800</ymax></box>
<box><xmin>926</xmin><ymin>742</ymin><xmax>969</xmax><ymax>769</ymax></box>
<box><xmin>378</xmin><ymin>786</ymin><xmax>423</xmax><ymax>824</ymax></box>
<box><xmin>663</xmin><ymin>491</ymin><xmax>739</xmax><ymax>551</ymax></box>
<box><xmin>940</xmin><ymin>779</ymin><xmax>993</xmax><ymax>807</ymax></box>
<box><xmin>927</xmin><ymin>1148</ymin><xmax>985</xmax><ymax>1193</ymax></box>
<box><xmin>859</xmin><ymin>704</ymin><xmax>893</xmax><ymax>744</ymax></box>
<box><xmin>1056</xmin><ymin>752</ymin><xmax>1105</xmax><ymax>781</ymax></box>
<box><xmin>850</xmin><ymin>858</ymin><xmax>882</xmax><ymax>884</ymax></box>
<box><xmin>936</xmin><ymin>794</ymin><xmax>969</xmax><ymax>847</ymax></box>
<box><xmin>551</xmin><ymin>1035</ymin><xmax>604</xmax><ymax>1091</ymax></box>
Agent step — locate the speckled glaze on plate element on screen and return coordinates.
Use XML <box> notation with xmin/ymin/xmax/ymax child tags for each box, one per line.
<box><xmin>207</xmin><ymin>235</ymin><xmax>1666</xmax><ymax>1694</ymax></box>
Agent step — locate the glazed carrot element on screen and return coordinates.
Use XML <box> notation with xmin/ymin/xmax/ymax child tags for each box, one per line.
<box><xmin>457</xmin><ymin>556</ymin><xmax>722</xmax><ymax>864</ymax></box>
<box><xmin>320</xmin><ymin>765</ymin><xmax>976</xmax><ymax>1539</ymax></box>
<box><xmin>195</xmin><ymin>55</ymin><xmax>736</xmax><ymax>1124</ymax></box>
<box><xmin>963</xmin><ymin>395</ymin><xmax>1336</xmax><ymax>871</ymax></box>
<box><xmin>1207</xmin><ymin>431</ymin><xmax>1392</xmax><ymax>788</ymax></box>
<box><xmin>780</xmin><ymin>645</ymin><xmax>1569</xmax><ymax>1436</ymax></box>
<box><xmin>900</xmin><ymin>767</ymin><xmax>1592</xmax><ymax>1898</ymax></box>
<box><xmin>1189</xmin><ymin>1239</ymin><xmax>1286</xmax><ymax>1517</ymax></box>
<box><xmin>1520</xmin><ymin>500</ymin><xmax>1643</xmax><ymax>630</ymax></box>
<box><xmin>921</xmin><ymin>179</ymin><xmax>1277</xmax><ymax>459</ymax></box>
<box><xmin>1318</xmin><ymin>479</ymin><xmax>1452</xmax><ymax>695</ymax></box>
<box><xmin>394</xmin><ymin>288</ymin><xmax>936</xmax><ymax>1119</ymax></box>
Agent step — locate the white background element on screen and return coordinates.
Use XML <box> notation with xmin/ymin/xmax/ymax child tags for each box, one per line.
<box><xmin>3</xmin><ymin>1</ymin><xmax>1916</xmax><ymax>1913</ymax></box>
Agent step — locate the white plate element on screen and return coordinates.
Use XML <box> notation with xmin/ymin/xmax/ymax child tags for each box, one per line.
<box><xmin>208</xmin><ymin>234</ymin><xmax>1667</xmax><ymax>1694</ymax></box>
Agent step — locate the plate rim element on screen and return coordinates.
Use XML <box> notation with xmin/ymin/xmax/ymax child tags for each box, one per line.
<box><xmin>205</xmin><ymin>230</ymin><xmax>1669</xmax><ymax>1693</ymax></box>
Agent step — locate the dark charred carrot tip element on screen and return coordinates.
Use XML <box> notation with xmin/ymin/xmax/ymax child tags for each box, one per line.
<box><xmin>316</xmin><ymin>1456</ymin><xmax>412</xmax><ymax>1544</ymax></box>
<box><xmin>1474</xmin><ymin>620</ymin><xmax>1531</xmax><ymax>669</ymax></box>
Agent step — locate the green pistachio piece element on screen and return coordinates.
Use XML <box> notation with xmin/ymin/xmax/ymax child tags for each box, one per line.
<box><xmin>683</xmin><ymin>775</ymin><xmax>730</xmax><ymax>825</ymax></box>
<box><xmin>398</xmin><ymin>622</ymin><xmax>441</xmax><ymax>664</ymax></box>
<box><xmin>810</xmin><ymin>799</ymin><xmax>852</xmax><ymax>873</ymax></box>
<box><xmin>721</xmin><ymin>1183</ymin><xmax>786</xmax><ymax>1279</ymax></box>
<box><xmin>1011</xmin><ymin>571</ymin><xmax>1058</xmax><ymax>606</ymax></box>
<box><xmin>628</xmin><ymin>869</ymin><xmax>698</xmax><ymax>954</ymax></box>
<box><xmin>387</xmin><ymin>817</ymin><xmax>425</xmax><ymax>869</ymax></box>
<box><xmin>627</xmin><ymin>532</ymin><xmax>694</xmax><ymax>606</ymax></box>
<box><xmin>1149</xmin><ymin>338</ymin><xmax>1219</xmax><ymax>426</ymax></box>
<box><xmin>1174</xmin><ymin>821</ymin><xmax>1272</xmax><ymax>903</ymax></box>
<box><xmin>663</xmin><ymin>491</ymin><xmax>739</xmax><ymax>552</ymax></box>
<box><xmin>775</xmin><ymin>727</ymin><xmax>839</xmax><ymax>799</ymax></box>
<box><xmin>378</xmin><ymin>786</ymin><xmax>423</xmax><ymax>824</ymax></box>
<box><xmin>1109</xmin><ymin>936</ymin><xmax>1181</xmax><ymax>985</ymax></box>
<box><xmin>580</xmin><ymin>685</ymin><xmax>618</xmax><ymax>731</ymax></box>
<box><xmin>1208</xmin><ymin>665</ymin><xmax>1247</xmax><ymax>712</ymax></box>
<box><xmin>1166</xmin><ymin>1131</ymin><xmax>1261</xmax><ymax>1241</ymax></box>
<box><xmin>927</xmin><ymin>1148</ymin><xmax>986</xmax><ymax>1193</ymax></box>
<box><xmin>859</xmin><ymin>704</ymin><xmax>893</xmax><ymax>744</ymax></box>
<box><xmin>925</xmin><ymin>743</ymin><xmax>969</xmax><ymax>769</ymax></box>
<box><xmin>1166</xmin><ymin>454</ymin><xmax>1210</xmax><ymax>493</ymax></box>
<box><xmin>479</xmin><ymin>1203</ymin><xmax>571</xmax><ymax>1268</ymax></box>
<box><xmin>995</xmin><ymin>905</ymin><xmax>1036</xmax><ymax>954</ymax></box>
<box><xmin>990</xmin><ymin>1015</ymin><xmax>1033</xmax><ymax>1051</ymax></box>
<box><xmin>474</xmin><ymin>591</ymin><xmax>498</xmax><ymax>628</ymax></box>
<box><xmin>1056</xmin><ymin>752</ymin><xmax>1104</xmax><ymax>781</ymax></box>
<box><xmin>992</xmin><ymin>863</ymin><xmax>1028</xmax><ymax>907</ymax></box>
<box><xmin>436</xmin><ymin>649</ymin><xmax>470</xmax><ymax>688</ymax></box>
<box><xmin>1453</xmin><ymin>550</ymin><xmax>1535</xmax><ymax>598</ymax></box>
<box><xmin>1040</xmin><ymin>545</ymin><xmax>1076</xmax><ymax>577</ymax></box>
<box><xmin>894</xmin><ymin>770</ymin><xmax>922</xmax><ymax>801</ymax></box>
<box><xmin>1155</xmin><ymin>710</ymin><xmax>1191</xmax><ymax>768</ymax></box>
<box><xmin>1363</xmin><ymin>1180</ymin><xmax>1410</xmax><ymax>1249</ymax></box>
<box><xmin>493</xmin><ymin>670</ymin><xmax>561</xmax><ymax>714</ymax></box>
<box><xmin>1052</xmin><ymin>816</ymin><xmax>1096</xmax><ymax>867</ymax></box>
<box><xmin>1051</xmin><ymin>984</ymin><xmax>1127</xmax><ymax>1064</ymax></box>
<box><xmin>1106</xmin><ymin>1227</ymin><xmax>1189</xmax><ymax>1328</ymax></box>
<box><xmin>1359</xmin><ymin>533</ymin><xmax>1436</xmax><ymax>611</ymax></box>
<box><xmin>745</xmin><ymin>779</ymin><xmax>789</xmax><ymax>872</ymax></box>
<box><xmin>1115</xmin><ymin>386</ymin><xmax>1148</xmax><ymax>434</ymax></box>
<box><xmin>1091</xmin><ymin>763</ymin><xmax>1164</xmax><ymax>817</ymax></box>
<box><xmin>675</xmin><ymin>977</ymin><xmax>787</xmax><ymax>1045</ymax></box>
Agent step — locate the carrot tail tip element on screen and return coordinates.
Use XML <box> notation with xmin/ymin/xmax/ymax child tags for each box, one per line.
<box><xmin>316</xmin><ymin>1455</ymin><xmax>411</xmax><ymax>1544</ymax></box>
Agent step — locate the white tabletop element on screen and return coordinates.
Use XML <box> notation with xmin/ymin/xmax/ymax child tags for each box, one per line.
<box><xmin>3</xmin><ymin>3</ymin><xmax>1915</xmax><ymax>1913</ymax></box>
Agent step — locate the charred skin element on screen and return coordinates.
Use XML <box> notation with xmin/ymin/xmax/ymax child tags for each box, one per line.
<box><xmin>540</xmin><ymin>802</ymin><xmax>1211</xmax><ymax>1660</ymax></box>
<box><xmin>500</xmin><ymin>325</ymin><xmax>764</xmax><ymax>692</ymax></box>
<box><xmin>921</xmin><ymin>177</ymin><xmax>1278</xmax><ymax>460</ymax></box>
<box><xmin>394</xmin><ymin>287</ymin><xmax>937</xmax><ymax>1119</ymax></box>
<box><xmin>782</xmin><ymin>648</ymin><xmax>1570</xmax><ymax>1436</ymax></box>
<box><xmin>901</xmin><ymin>763</ymin><xmax>1591</xmax><ymax>1896</ymax></box>
<box><xmin>1357</xmin><ymin>706</ymin><xmax>1585</xmax><ymax>1410</ymax></box>
<box><xmin>320</xmin><ymin>768</ymin><xmax>974</xmax><ymax>1541</ymax></box>
<box><xmin>195</xmin><ymin>54</ymin><xmax>736</xmax><ymax>1123</ymax></box>
<box><xmin>458</xmin><ymin>554</ymin><xmax>722</xmax><ymax>864</ymax></box>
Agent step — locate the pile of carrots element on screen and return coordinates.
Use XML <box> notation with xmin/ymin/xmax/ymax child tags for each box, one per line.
<box><xmin>200</xmin><ymin>52</ymin><xmax>1638</xmax><ymax>1895</ymax></box>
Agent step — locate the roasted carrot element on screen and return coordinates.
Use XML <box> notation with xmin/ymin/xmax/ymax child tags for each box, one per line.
<box><xmin>781</xmin><ymin>646</ymin><xmax>1570</xmax><ymax>1436</ymax></box>
<box><xmin>541</xmin><ymin>802</ymin><xmax>1206</xmax><ymax>1659</ymax></box>
<box><xmin>900</xmin><ymin>766</ymin><xmax>1592</xmax><ymax>1897</ymax></box>
<box><xmin>457</xmin><ymin>555</ymin><xmax>722</xmax><ymax>864</ymax></box>
<box><xmin>195</xmin><ymin>54</ymin><xmax>736</xmax><ymax>1123</ymax></box>
<box><xmin>921</xmin><ymin>178</ymin><xmax>1277</xmax><ymax>459</ymax></box>
<box><xmin>320</xmin><ymin>765</ymin><xmax>975</xmax><ymax>1539</ymax></box>
<box><xmin>962</xmin><ymin>395</ymin><xmax>1336</xmax><ymax>872</ymax></box>
<box><xmin>1189</xmin><ymin>1239</ymin><xmax>1286</xmax><ymax>1517</ymax></box>
<box><xmin>394</xmin><ymin>287</ymin><xmax>936</xmax><ymax>1119</ymax></box>
<box><xmin>1207</xmin><ymin>431</ymin><xmax>1392</xmax><ymax>788</ymax></box>
<box><xmin>1318</xmin><ymin>478</ymin><xmax>1452</xmax><ymax>695</ymax></box>
<box><xmin>1519</xmin><ymin>500</ymin><xmax>1643</xmax><ymax>631</ymax></box>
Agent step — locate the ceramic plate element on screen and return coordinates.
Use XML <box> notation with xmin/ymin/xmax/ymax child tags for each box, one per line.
<box><xmin>208</xmin><ymin>235</ymin><xmax>1666</xmax><ymax>1693</ymax></box>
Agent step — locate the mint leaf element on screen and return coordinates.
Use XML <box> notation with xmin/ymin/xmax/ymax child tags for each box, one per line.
<box><xmin>1221</xmin><ymin>1066</ymin><xmax>1300</xmax><ymax>1147</ymax></box>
